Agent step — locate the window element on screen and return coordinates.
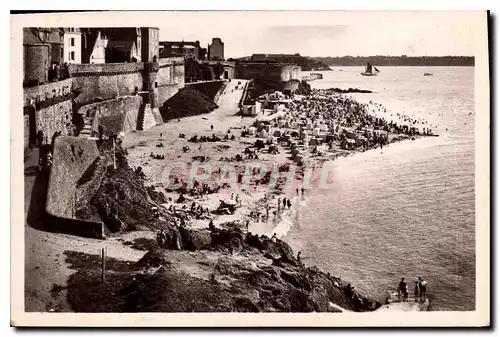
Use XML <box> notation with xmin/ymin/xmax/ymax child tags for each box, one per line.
<box><xmin>70</xmin><ymin>51</ymin><xmax>75</xmax><ymax>61</ymax></box>
<box><xmin>70</xmin><ymin>38</ymin><xmax>75</xmax><ymax>47</ymax></box>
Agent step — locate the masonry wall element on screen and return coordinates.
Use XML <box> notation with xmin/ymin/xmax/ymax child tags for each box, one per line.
<box><xmin>80</xmin><ymin>96</ymin><xmax>143</xmax><ymax>136</ymax></box>
<box><xmin>23</xmin><ymin>78</ymin><xmax>73</xmax><ymax>105</ymax></box>
<box><xmin>46</xmin><ymin>136</ymin><xmax>100</xmax><ymax>219</ymax></box>
<box><xmin>24</xmin><ymin>44</ymin><xmax>50</xmax><ymax>85</ymax></box>
<box><xmin>157</xmin><ymin>57</ymin><xmax>185</xmax><ymax>107</ymax></box>
<box><xmin>35</xmin><ymin>100</ymin><xmax>74</xmax><ymax>140</ymax></box>
<box><xmin>235</xmin><ymin>62</ymin><xmax>301</xmax><ymax>83</ymax></box>
<box><xmin>23</xmin><ymin>79</ymin><xmax>75</xmax><ymax>145</ymax></box>
<box><xmin>24</xmin><ymin>115</ymin><xmax>30</xmax><ymax>150</ymax></box>
<box><xmin>69</xmin><ymin>63</ymin><xmax>144</xmax><ymax>106</ymax></box>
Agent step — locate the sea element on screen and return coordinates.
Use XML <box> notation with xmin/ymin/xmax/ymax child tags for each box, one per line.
<box><xmin>281</xmin><ymin>67</ymin><xmax>475</xmax><ymax>311</ymax></box>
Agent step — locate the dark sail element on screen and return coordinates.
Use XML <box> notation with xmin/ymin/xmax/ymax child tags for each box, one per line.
<box><xmin>366</xmin><ymin>62</ymin><xmax>372</xmax><ymax>74</ymax></box>
<box><xmin>374</xmin><ymin>66</ymin><xmax>380</xmax><ymax>72</ymax></box>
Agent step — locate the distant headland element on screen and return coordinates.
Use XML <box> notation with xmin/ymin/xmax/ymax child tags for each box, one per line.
<box><xmin>310</xmin><ymin>55</ymin><xmax>474</xmax><ymax>67</ymax></box>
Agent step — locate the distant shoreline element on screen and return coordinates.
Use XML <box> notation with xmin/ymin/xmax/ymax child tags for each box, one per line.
<box><xmin>309</xmin><ymin>56</ymin><xmax>474</xmax><ymax>67</ymax></box>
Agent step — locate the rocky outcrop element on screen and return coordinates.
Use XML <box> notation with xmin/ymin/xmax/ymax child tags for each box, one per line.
<box><xmin>64</xmin><ymin>223</ymin><xmax>381</xmax><ymax>312</ymax></box>
<box><xmin>326</xmin><ymin>87</ymin><xmax>374</xmax><ymax>94</ymax></box>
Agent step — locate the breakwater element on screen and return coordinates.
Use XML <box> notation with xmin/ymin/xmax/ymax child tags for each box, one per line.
<box><xmin>302</xmin><ymin>73</ymin><xmax>324</xmax><ymax>81</ymax></box>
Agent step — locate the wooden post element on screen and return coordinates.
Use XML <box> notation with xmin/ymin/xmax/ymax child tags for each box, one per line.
<box><xmin>101</xmin><ymin>247</ymin><xmax>106</xmax><ymax>284</ymax></box>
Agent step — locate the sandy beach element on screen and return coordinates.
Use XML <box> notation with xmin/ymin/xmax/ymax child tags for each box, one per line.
<box><xmin>24</xmin><ymin>78</ymin><xmax>435</xmax><ymax>313</ymax></box>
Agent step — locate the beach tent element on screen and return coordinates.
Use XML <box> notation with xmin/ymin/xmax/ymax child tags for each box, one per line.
<box><xmin>325</xmin><ymin>135</ymin><xmax>335</xmax><ymax>143</ymax></box>
<box><xmin>312</xmin><ymin>127</ymin><xmax>321</xmax><ymax>137</ymax></box>
<box><xmin>309</xmin><ymin>138</ymin><xmax>319</xmax><ymax>146</ymax></box>
<box><xmin>356</xmin><ymin>136</ymin><xmax>367</xmax><ymax>146</ymax></box>
<box><xmin>341</xmin><ymin>138</ymin><xmax>356</xmax><ymax>150</ymax></box>
<box><xmin>248</xmin><ymin>127</ymin><xmax>257</xmax><ymax>136</ymax></box>
<box><xmin>259</xmin><ymin>129</ymin><xmax>268</xmax><ymax>138</ymax></box>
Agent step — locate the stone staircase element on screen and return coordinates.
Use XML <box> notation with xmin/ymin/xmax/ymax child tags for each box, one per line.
<box><xmin>136</xmin><ymin>103</ymin><xmax>147</xmax><ymax>131</ymax></box>
<box><xmin>79</xmin><ymin>114</ymin><xmax>94</xmax><ymax>138</ymax></box>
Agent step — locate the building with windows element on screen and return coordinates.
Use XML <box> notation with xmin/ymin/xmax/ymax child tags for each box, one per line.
<box><xmin>32</xmin><ymin>28</ymin><xmax>64</xmax><ymax>67</ymax></box>
<box><xmin>63</xmin><ymin>28</ymin><xmax>82</xmax><ymax>64</ymax></box>
<box><xmin>208</xmin><ymin>37</ymin><xmax>224</xmax><ymax>61</ymax></box>
<box><xmin>159</xmin><ymin>40</ymin><xmax>206</xmax><ymax>60</ymax></box>
<box><xmin>141</xmin><ymin>27</ymin><xmax>160</xmax><ymax>62</ymax></box>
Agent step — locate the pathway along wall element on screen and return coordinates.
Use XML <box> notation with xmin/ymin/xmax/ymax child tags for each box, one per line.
<box><xmin>45</xmin><ymin>136</ymin><xmax>103</xmax><ymax>238</ymax></box>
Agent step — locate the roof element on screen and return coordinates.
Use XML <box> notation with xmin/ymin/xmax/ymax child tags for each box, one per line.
<box><xmin>23</xmin><ymin>28</ymin><xmax>46</xmax><ymax>45</ymax></box>
<box><xmin>107</xmin><ymin>40</ymin><xmax>135</xmax><ymax>52</ymax></box>
<box><xmin>160</xmin><ymin>41</ymin><xmax>200</xmax><ymax>48</ymax></box>
<box><xmin>81</xmin><ymin>30</ymin><xmax>100</xmax><ymax>62</ymax></box>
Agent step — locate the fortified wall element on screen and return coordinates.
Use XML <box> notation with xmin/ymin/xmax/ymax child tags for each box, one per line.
<box><xmin>156</xmin><ymin>57</ymin><xmax>185</xmax><ymax>107</ymax></box>
<box><xmin>24</xmin><ymin>58</ymin><xmax>185</xmax><ymax>149</ymax></box>
<box><xmin>45</xmin><ymin>136</ymin><xmax>103</xmax><ymax>238</ymax></box>
<box><xmin>23</xmin><ymin>78</ymin><xmax>74</xmax><ymax>149</ymax></box>
<box><xmin>235</xmin><ymin>62</ymin><xmax>301</xmax><ymax>92</ymax></box>
<box><xmin>68</xmin><ymin>58</ymin><xmax>185</xmax><ymax>107</ymax></box>
<box><xmin>200</xmin><ymin>60</ymin><xmax>236</xmax><ymax>80</ymax></box>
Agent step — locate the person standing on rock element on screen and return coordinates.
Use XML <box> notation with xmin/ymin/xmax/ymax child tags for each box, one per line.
<box><xmin>414</xmin><ymin>280</ymin><xmax>419</xmax><ymax>301</ymax></box>
<box><xmin>297</xmin><ymin>251</ymin><xmax>302</xmax><ymax>263</ymax></box>
<box><xmin>246</xmin><ymin>220</ymin><xmax>250</xmax><ymax>233</ymax></box>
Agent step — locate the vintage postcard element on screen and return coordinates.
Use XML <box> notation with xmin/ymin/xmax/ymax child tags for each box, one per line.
<box><xmin>11</xmin><ymin>10</ymin><xmax>490</xmax><ymax>327</ymax></box>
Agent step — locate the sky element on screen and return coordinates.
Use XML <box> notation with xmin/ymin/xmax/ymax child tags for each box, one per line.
<box><xmin>158</xmin><ymin>11</ymin><xmax>484</xmax><ymax>59</ymax></box>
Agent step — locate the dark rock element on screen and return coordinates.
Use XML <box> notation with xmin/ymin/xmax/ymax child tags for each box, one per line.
<box><xmin>179</xmin><ymin>226</ymin><xmax>211</xmax><ymax>251</ymax></box>
<box><xmin>136</xmin><ymin>249</ymin><xmax>171</xmax><ymax>269</ymax></box>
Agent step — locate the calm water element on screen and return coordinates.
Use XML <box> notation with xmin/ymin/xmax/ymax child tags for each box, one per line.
<box><xmin>285</xmin><ymin>67</ymin><xmax>475</xmax><ymax>311</ymax></box>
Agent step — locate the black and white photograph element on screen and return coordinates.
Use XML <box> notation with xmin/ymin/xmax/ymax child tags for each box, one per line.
<box><xmin>10</xmin><ymin>10</ymin><xmax>490</xmax><ymax>327</ymax></box>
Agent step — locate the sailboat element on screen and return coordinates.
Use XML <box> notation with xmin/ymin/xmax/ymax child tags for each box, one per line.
<box><xmin>361</xmin><ymin>62</ymin><xmax>380</xmax><ymax>76</ymax></box>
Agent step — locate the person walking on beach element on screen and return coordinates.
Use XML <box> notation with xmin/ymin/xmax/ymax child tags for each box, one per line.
<box><xmin>287</xmin><ymin>199</ymin><xmax>292</xmax><ymax>210</ymax></box>
<box><xmin>277</xmin><ymin>198</ymin><xmax>281</xmax><ymax>212</ymax></box>
<box><xmin>301</xmin><ymin>187</ymin><xmax>305</xmax><ymax>196</ymax></box>
<box><xmin>282</xmin><ymin>198</ymin><xmax>287</xmax><ymax>209</ymax></box>
<box><xmin>398</xmin><ymin>278</ymin><xmax>408</xmax><ymax>301</ymax></box>
<box><xmin>296</xmin><ymin>187</ymin><xmax>299</xmax><ymax>196</ymax></box>
<box><xmin>211</xmin><ymin>124</ymin><xmax>214</xmax><ymax>131</ymax></box>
